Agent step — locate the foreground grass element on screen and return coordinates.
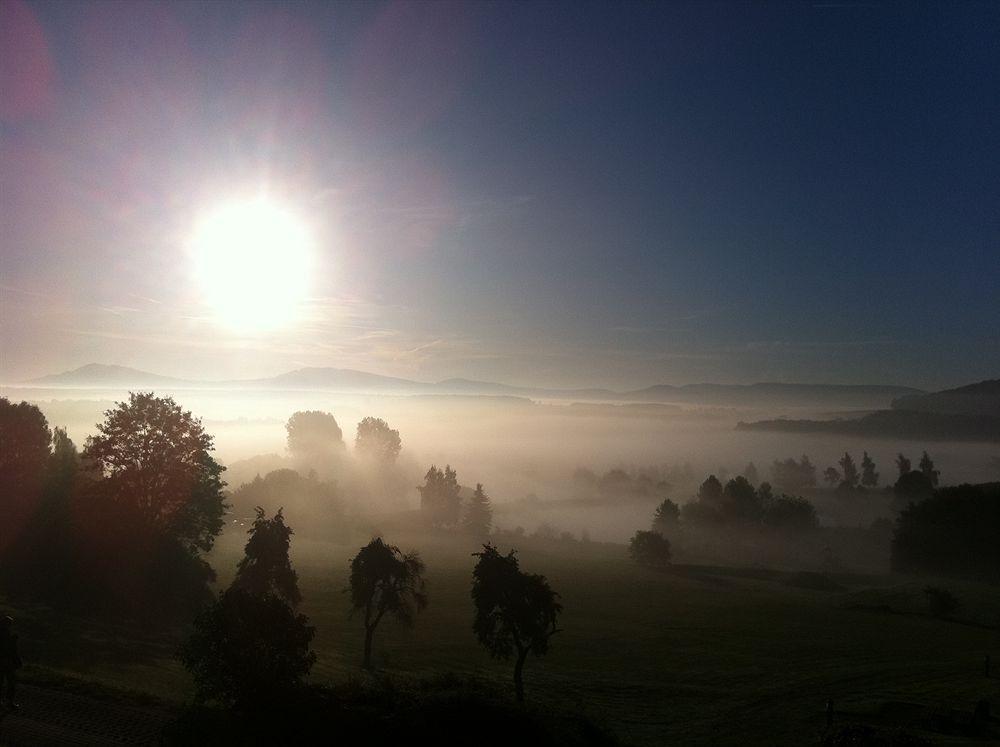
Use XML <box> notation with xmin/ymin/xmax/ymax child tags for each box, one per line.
<box><xmin>3</xmin><ymin>529</ymin><xmax>997</xmax><ymax>744</ymax></box>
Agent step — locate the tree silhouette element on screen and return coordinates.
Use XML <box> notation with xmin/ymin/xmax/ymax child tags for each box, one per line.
<box><xmin>918</xmin><ymin>451</ymin><xmax>940</xmax><ymax>487</ymax></box>
<box><xmin>837</xmin><ymin>452</ymin><xmax>859</xmax><ymax>489</ymax></box>
<box><xmin>348</xmin><ymin>538</ymin><xmax>427</xmax><ymax>669</ymax></box>
<box><xmin>895</xmin><ymin>453</ymin><xmax>911</xmax><ymax>478</ymax></box>
<box><xmin>652</xmin><ymin>498</ymin><xmax>680</xmax><ymax>532</ymax></box>
<box><xmin>860</xmin><ymin>451</ymin><xmax>879</xmax><ymax>488</ymax></box>
<box><xmin>418</xmin><ymin>465</ymin><xmax>462</xmax><ymax>528</ymax></box>
<box><xmin>354</xmin><ymin>417</ymin><xmax>402</xmax><ymax>464</ymax></box>
<box><xmin>471</xmin><ymin>545</ymin><xmax>561</xmax><ymax>702</ymax></box>
<box><xmin>722</xmin><ymin>476</ymin><xmax>762</xmax><ymax>521</ymax></box>
<box><xmin>0</xmin><ymin>398</ymin><xmax>51</xmax><ymax>555</ymax></box>
<box><xmin>893</xmin><ymin>484</ymin><xmax>999</xmax><ymax>581</ymax></box>
<box><xmin>823</xmin><ymin>466</ymin><xmax>840</xmax><ymax>487</ymax></box>
<box><xmin>770</xmin><ymin>455</ymin><xmax>817</xmax><ymax>492</ymax></box>
<box><xmin>697</xmin><ymin>475</ymin><xmax>723</xmax><ymax>504</ymax></box>
<box><xmin>629</xmin><ymin>530</ymin><xmax>672</xmax><ymax>567</ymax></box>
<box><xmin>180</xmin><ymin>587</ymin><xmax>316</xmax><ymax>708</ymax></box>
<box><xmin>82</xmin><ymin>392</ymin><xmax>226</xmax><ymax>554</ymax></box>
<box><xmin>742</xmin><ymin>462</ymin><xmax>759</xmax><ymax>486</ymax></box>
<box><xmin>763</xmin><ymin>494</ymin><xmax>819</xmax><ymax>530</ymax></box>
<box><xmin>893</xmin><ymin>470</ymin><xmax>934</xmax><ymax>508</ymax></box>
<box><xmin>462</xmin><ymin>483</ymin><xmax>493</xmax><ymax>538</ymax></box>
<box><xmin>285</xmin><ymin>410</ymin><xmax>344</xmax><ymax>463</ymax></box>
<box><xmin>231</xmin><ymin>508</ymin><xmax>301</xmax><ymax>607</ymax></box>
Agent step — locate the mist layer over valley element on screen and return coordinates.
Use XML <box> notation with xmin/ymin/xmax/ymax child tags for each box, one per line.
<box><xmin>6</xmin><ymin>368</ymin><xmax>997</xmax><ymax>554</ymax></box>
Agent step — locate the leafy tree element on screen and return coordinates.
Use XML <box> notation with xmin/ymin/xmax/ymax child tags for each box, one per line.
<box><xmin>770</xmin><ymin>455</ymin><xmax>817</xmax><ymax>492</ymax></box>
<box><xmin>462</xmin><ymin>483</ymin><xmax>493</xmax><ymax>538</ymax></box>
<box><xmin>49</xmin><ymin>427</ymin><xmax>80</xmax><ymax>490</ymax></box>
<box><xmin>823</xmin><ymin>466</ymin><xmax>840</xmax><ymax>487</ymax></box>
<box><xmin>722</xmin><ymin>476</ymin><xmax>762</xmax><ymax>521</ymax></box>
<box><xmin>629</xmin><ymin>530</ymin><xmax>672</xmax><ymax>567</ymax></box>
<box><xmin>0</xmin><ymin>397</ymin><xmax>51</xmax><ymax>570</ymax></box>
<box><xmin>0</xmin><ymin>398</ymin><xmax>51</xmax><ymax>480</ymax></box>
<box><xmin>762</xmin><ymin>494</ymin><xmax>819</xmax><ymax>530</ymax></box>
<box><xmin>180</xmin><ymin>587</ymin><xmax>316</xmax><ymax>708</ymax></box>
<box><xmin>652</xmin><ymin>498</ymin><xmax>680</xmax><ymax>533</ymax></box>
<box><xmin>285</xmin><ymin>410</ymin><xmax>344</xmax><ymax>462</ymax></box>
<box><xmin>892</xmin><ymin>484</ymin><xmax>999</xmax><ymax>582</ymax></box>
<box><xmin>348</xmin><ymin>538</ymin><xmax>427</xmax><ymax>669</ymax></box>
<box><xmin>82</xmin><ymin>392</ymin><xmax>226</xmax><ymax>554</ymax></box>
<box><xmin>893</xmin><ymin>470</ymin><xmax>934</xmax><ymax>508</ymax></box>
<box><xmin>742</xmin><ymin>462</ymin><xmax>759</xmax><ymax>486</ymax></box>
<box><xmin>837</xmin><ymin>452</ymin><xmax>859</xmax><ymax>489</ymax></box>
<box><xmin>231</xmin><ymin>508</ymin><xmax>301</xmax><ymax>607</ymax></box>
<box><xmin>354</xmin><ymin>417</ymin><xmax>402</xmax><ymax>464</ymax></box>
<box><xmin>895</xmin><ymin>453</ymin><xmax>911</xmax><ymax>478</ymax></box>
<box><xmin>697</xmin><ymin>475</ymin><xmax>723</xmax><ymax>504</ymax></box>
<box><xmin>418</xmin><ymin>465</ymin><xmax>462</xmax><ymax>528</ymax></box>
<box><xmin>918</xmin><ymin>451</ymin><xmax>940</xmax><ymax>487</ymax></box>
<box><xmin>471</xmin><ymin>545</ymin><xmax>561</xmax><ymax>702</ymax></box>
<box><xmin>0</xmin><ymin>398</ymin><xmax>51</xmax><ymax>554</ymax></box>
<box><xmin>229</xmin><ymin>469</ymin><xmax>341</xmax><ymax>539</ymax></box>
<box><xmin>860</xmin><ymin>451</ymin><xmax>879</xmax><ymax>488</ymax></box>
<box><xmin>757</xmin><ymin>481</ymin><xmax>774</xmax><ymax>503</ymax></box>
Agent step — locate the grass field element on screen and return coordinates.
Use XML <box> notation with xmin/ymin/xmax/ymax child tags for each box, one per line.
<box><xmin>4</xmin><ymin>528</ymin><xmax>999</xmax><ymax>745</ymax></box>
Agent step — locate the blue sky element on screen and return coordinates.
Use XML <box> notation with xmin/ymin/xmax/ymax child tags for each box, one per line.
<box><xmin>1</xmin><ymin>0</ymin><xmax>997</xmax><ymax>388</ymax></box>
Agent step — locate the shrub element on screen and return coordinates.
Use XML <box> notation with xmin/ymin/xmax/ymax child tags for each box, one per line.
<box><xmin>628</xmin><ymin>530</ymin><xmax>672</xmax><ymax>568</ymax></box>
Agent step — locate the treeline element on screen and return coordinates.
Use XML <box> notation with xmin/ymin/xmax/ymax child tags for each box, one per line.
<box><xmin>891</xmin><ymin>483</ymin><xmax>999</xmax><ymax>583</ymax></box>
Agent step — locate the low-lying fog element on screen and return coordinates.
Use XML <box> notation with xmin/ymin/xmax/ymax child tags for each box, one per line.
<box><xmin>5</xmin><ymin>385</ymin><xmax>998</xmax><ymax>545</ymax></box>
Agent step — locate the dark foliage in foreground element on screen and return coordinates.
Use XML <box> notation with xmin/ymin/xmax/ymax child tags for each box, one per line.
<box><xmin>1</xmin><ymin>394</ymin><xmax>226</xmax><ymax>620</ymax></box>
<box><xmin>180</xmin><ymin>587</ymin><xmax>316</xmax><ymax>708</ymax></box>
<box><xmin>231</xmin><ymin>507</ymin><xmax>301</xmax><ymax>607</ymax></box>
<box><xmin>164</xmin><ymin>675</ymin><xmax>618</xmax><ymax>746</ymax></box>
<box><xmin>891</xmin><ymin>483</ymin><xmax>1000</xmax><ymax>582</ymax></box>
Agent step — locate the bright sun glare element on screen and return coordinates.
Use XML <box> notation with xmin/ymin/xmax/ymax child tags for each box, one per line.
<box><xmin>191</xmin><ymin>198</ymin><xmax>314</xmax><ymax>332</ymax></box>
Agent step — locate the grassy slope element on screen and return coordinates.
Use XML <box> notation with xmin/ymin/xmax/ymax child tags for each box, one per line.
<box><xmin>4</xmin><ymin>530</ymin><xmax>998</xmax><ymax>745</ymax></box>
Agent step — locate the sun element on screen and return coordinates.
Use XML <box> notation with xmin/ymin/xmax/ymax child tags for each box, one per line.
<box><xmin>191</xmin><ymin>198</ymin><xmax>314</xmax><ymax>332</ymax></box>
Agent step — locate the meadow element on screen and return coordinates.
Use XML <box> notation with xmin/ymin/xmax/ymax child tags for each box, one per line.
<box><xmin>7</xmin><ymin>527</ymin><xmax>998</xmax><ymax>745</ymax></box>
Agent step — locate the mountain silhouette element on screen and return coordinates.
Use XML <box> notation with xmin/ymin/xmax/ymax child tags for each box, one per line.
<box><xmin>24</xmin><ymin>363</ymin><xmax>923</xmax><ymax>409</ymax></box>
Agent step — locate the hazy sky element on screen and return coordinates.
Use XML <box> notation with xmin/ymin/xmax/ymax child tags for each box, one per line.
<box><xmin>2</xmin><ymin>0</ymin><xmax>998</xmax><ymax>389</ymax></box>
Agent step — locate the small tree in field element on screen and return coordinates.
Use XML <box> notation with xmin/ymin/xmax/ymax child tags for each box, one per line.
<box><xmin>629</xmin><ymin>530</ymin><xmax>672</xmax><ymax>568</ymax></box>
<box><xmin>652</xmin><ymin>498</ymin><xmax>680</xmax><ymax>532</ymax></box>
<box><xmin>860</xmin><ymin>451</ymin><xmax>879</xmax><ymax>488</ymax></box>
<box><xmin>231</xmin><ymin>507</ymin><xmax>301</xmax><ymax>607</ymax></box>
<box><xmin>838</xmin><ymin>452</ymin><xmax>859</xmax><ymax>489</ymax></box>
<box><xmin>418</xmin><ymin>464</ymin><xmax>462</xmax><ymax>527</ymax></box>
<box><xmin>348</xmin><ymin>538</ymin><xmax>427</xmax><ymax>669</ymax></box>
<box><xmin>471</xmin><ymin>545</ymin><xmax>561</xmax><ymax>702</ymax></box>
<box><xmin>285</xmin><ymin>410</ymin><xmax>344</xmax><ymax>463</ymax></box>
<box><xmin>895</xmin><ymin>453</ymin><xmax>911</xmax><ymax>479</ymax></box>
<box><xmin>462</xmin><ymin>483</ymin><xmax>493</xmax><ymax>537</ymax></box>
<box><xmin>823</xmin><ymin>466</ymin><xmax>840</xmax><ymax>487</ymax></box>
<box><xmin>354</xmin><ymin>417</ymin><xmax>402</xmax><ymax>464</ymax></box>
<box><xmin>919</xmin><ymin>451</ymin><xmax>940</xmax><ymax>486</ymax></box>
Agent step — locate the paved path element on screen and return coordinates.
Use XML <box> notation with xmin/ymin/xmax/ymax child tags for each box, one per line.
<box><xmin>0</xmin><ymin>685</ymin><xmax>172</xmax><ymax>746</ymax></box>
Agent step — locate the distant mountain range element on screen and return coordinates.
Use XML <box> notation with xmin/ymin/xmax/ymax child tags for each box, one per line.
<box><xmin>21</xmin><ymin>363</ymin><xmax>924</xmax><ymax>409</ymax></box>
<box><xmin>738</xmin><ymin>378</ymin><xmax>1000</xmax><ymax>442</ymax></box>
<box><xmin>891</xmin><ymin>379</ymin><xmax>1000</xmax><ymax>418</ymax></box>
